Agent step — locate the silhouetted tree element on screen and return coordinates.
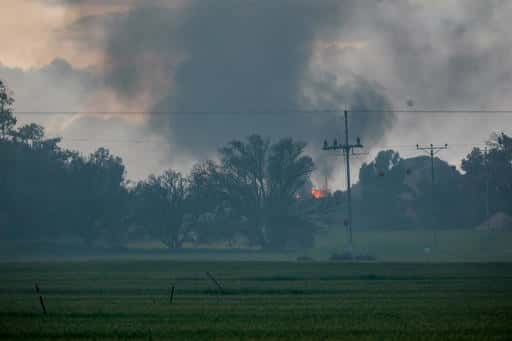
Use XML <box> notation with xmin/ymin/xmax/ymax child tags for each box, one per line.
<box><xmin>216</xmin><ymin>135</ymin><xmax>315</xmax><ymax>248</ymax></box>
<box><xmin>0</xmin><ymin>80</ymin><xmax>16</xmax><ymax>138</ymax></box>
<box><xmin>356</xmin><ymin>150</ymin><xmax>469</xmax><ymax>230</ymax></box>
<box><xmin>15</xmin><ymin>123</ymin><xmax>45</xmax><ymax>144</ymax></box>
<box><xmin>357</xmin><ymin>150</ymin><xmax>411</xmax><ymax>229</ymax></box>
<box><xmin>131</xmin><ymin>170</ymin><xmax>187</xmax><ymax>248</ymax></box>
<box><xmin>265</xmin><ymin>138</ymin><xmax>315</xmax><ymax>249</ymax></box>
<box><xmin>4</xmin><ymin>75</ymin><xmax>512</xmax><ymax>253</ymax></box>
<box><xmin>187</xmin><ymin>161</ymin><xmax>241</xmax><ymax>244</ymax></box>
<box><xmin>462</xmin><ymin>133</ymin><xmax>512</xmax><ymax>219</ymax></box>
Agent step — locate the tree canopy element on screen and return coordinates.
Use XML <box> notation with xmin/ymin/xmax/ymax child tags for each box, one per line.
<box><xmin>1</xmin><ymin>79</ymin><xmax>512</xmax><ymax>252</ymax></box>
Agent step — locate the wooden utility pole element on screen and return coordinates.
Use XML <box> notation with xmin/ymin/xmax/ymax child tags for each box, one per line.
<box><xmin>323</xmin><ymin>110</ymin><xmax>364</xmax><ymax>252</ymax></box>
<box><xmin>416</xmin><ymin>143</ymin><xmax>448</xmax><ymax>246</ymax></box>
<box><xmin>484</xmin><ymin>147</ymin><xmax>490</xmax><ymax>230</ymax></box>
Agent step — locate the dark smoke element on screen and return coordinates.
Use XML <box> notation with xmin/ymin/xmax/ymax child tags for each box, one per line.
<box><xmin>95</xmin><ymin>0</ymin><xmax>395</xmax><ymax>163</ymax></box>
<box><xmin>367</xmin><ymin>0</ymin><xmax>512</xmax><ymax>109</ymax></box>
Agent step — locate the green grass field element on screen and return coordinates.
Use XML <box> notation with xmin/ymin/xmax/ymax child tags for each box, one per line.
<box><xmin>2</xmin><ymin>229</ymin><xmax>512</xmax><ymax>263</ymax></box>
<box><xmin>1</xmin><ymin>261</ymin><xmax>512</xmax><ymax>340</ymax></box>
<box><xmin>313</xmin><ymin>229</ymin><xmax>512</xmax><ymax>262</ymax></box>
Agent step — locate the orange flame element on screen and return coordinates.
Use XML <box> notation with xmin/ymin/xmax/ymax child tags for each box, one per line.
<box><xmin>311</xmin><ymin>189</ymin><xmax>327</xmax><ymax>199</ymax></box>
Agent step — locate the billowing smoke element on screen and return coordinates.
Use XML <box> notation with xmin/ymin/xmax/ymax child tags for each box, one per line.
<box><xmin>349</xmin><ymin>0</ymin><xmax>512</xmax><ymax>168</ymax></box>
<box><xmin>363</xmin><ymin>0</ymin><xmax>512</xmax><ymax>109</ymax></box>
<box><xmin>33</xmin><ymin>0</ymin><xmax>512</xmax><ymax>183</ymax></box>
<box><xmin>92</xmin><ymin>0</ymin><xmax>396</xmax><ymax>169</ymax></box>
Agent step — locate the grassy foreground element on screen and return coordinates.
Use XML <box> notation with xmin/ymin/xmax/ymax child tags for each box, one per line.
<box><xmin>1</xmin><ymin>261</ymin><xmax>511</xmax><ymax>340</ymax></box>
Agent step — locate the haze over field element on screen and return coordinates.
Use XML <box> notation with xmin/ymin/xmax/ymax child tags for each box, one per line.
<box><xmin>1</xmin><ymin>0</ymin><xmax>511</xmax><ymax>259</ymax></box>
<box><xmin>3</xmin><ymin>3</ymin><xmax>512</xmax><ymax>340</ymax></box>
<box><xmin>1</xmin><ymin>0</ymin><xmax>511</xmax><ymax>186</ymax></box>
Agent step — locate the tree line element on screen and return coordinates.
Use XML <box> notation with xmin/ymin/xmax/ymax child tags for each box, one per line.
<box><xmin>1</xmin><ymin>81</ymin><xmax>317</xmax><ymax>249</ymax></box>
<box><xmin>354</xmin><ymin>139</ymin><xmax>512</xmax><ymax>231</ymax></box>
<box><xmin>1</xmin><ymin>80</ymin><xmax>511</xmax><ymax>250</ymax></box>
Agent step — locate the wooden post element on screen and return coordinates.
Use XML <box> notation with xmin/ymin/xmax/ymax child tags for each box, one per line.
<box><xmin>34</xmin><ymin>283</ymin><xmax>47</xmax><ymax>315</ymax></box>
<box><xmin>205</xmin><ymin>272</ymin><xmax>224</xmax><ymax>294</ymax></box>
<box><xmin>169</xmin><ymin>285</ymin><xmax>175</xmax><ymax>304</ymax></box>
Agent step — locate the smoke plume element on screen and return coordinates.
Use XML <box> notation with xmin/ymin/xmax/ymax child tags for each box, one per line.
<box><xmin>91</xmin><ymin>0</ymin><xmax>396</xmax><ymax>166</ymax></box>
<box><xmin>27</xmin><ymin>0</ymin><xmax>512</xmax><ymax>183</ymax></box>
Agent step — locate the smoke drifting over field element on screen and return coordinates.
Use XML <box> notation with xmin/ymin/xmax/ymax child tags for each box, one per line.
<box><xmin>90</xmin><ymin>1</ymin><xmax>395</xmax><ymax>165</ymax></box>
<box><xmin>2</xmin><ymin>0</ymin><xmax>512</xmax><ymax>182</ymax></box>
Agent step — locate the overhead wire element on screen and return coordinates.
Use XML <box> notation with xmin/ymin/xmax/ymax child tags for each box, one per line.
<box><xmin>11</xmin><ymin>109</ymin><xmax>512</xmax><ymax>115</ymax></box>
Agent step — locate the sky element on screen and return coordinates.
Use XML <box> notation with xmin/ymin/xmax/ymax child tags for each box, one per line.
<box><xmin>1</xmin><ymin>0</ymin><xmax>511</xmax><ymax>188</ymax></box>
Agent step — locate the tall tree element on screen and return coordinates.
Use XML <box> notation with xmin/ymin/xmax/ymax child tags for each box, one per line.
<box><xmin>357</xmin><ymin>150</ymin><xmax>411</xmax><ymax>229</ymax></box>
<box><xmin>132</xmin><ymin>170</ymin><xmax>187</xmax><ymax>248</ymax></box>
<box><xmin>219</xmin><ymin>135</ymin><xmax>270</xmax><ymax>244</ymax></box>
<box><xmin>187</xmin><ymin>161</ymin><xmax>241</xmax><ymax>244</ymax></box>
<box><xmin>217</xmin><ymin>135</ymin><xmax>315</xmax><ymax>248</ymax></box>
<box><xmin>267</xmin><ymin>138</ymin><xmax>315</xmax><ymax>209</ymax></box>
<box><xmin>15</xmin><ymin>123</ymin><xmax>45</xmax><ymax>144</ymax></box>
<box><xmin>462</xmin><ymin>133</ymin><xmax>512</xmax><ymax>218</ymax></box>
<box><xmin>265</xmin><ymin>138</ymin><xmax>315</xmax><ymax>249</ymax></box>
<box><xmin>0</xmin><ymin>80</ymin><xmax>16</xmax><ymax>138</ymax></box>
<box><xmin>71</xmin><ymin>148</ymin><xmax>126</xmax><ymax>247</ymax></box>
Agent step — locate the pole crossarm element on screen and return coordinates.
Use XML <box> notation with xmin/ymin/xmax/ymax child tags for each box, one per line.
<box><xmin>322</xmin><ymin>142</ymin><xmax>363</xmax><ymax>151</ymax></box>
<box><xmin>416</xmin><ymin>144</ymin><xmax>448</xmax><ymax>154</ymax></box>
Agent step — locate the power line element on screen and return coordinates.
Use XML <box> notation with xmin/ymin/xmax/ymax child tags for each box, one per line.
<box><xmin>11</xmin><ymin>109</ymin><xmax>512</xmax><ymax>115</ymax></box>
<box><xmin>58</xmin><ymin>137</ymin><xmax>489</xmax><ymax>148</ymax></box>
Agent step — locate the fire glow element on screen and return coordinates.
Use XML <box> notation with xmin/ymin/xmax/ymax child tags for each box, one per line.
<box><xmin>311</xmin><ymin>188</ymin><xmax>328</xmax><ymax>199</ymax></box>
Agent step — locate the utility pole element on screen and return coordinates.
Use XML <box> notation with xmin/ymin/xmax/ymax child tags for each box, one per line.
<box><xmin>484</xmin><ymin>147</ymin><xmax>490</xmax><ymax>230</ymax></box>
<box><xmin>416</xmin><ymin>143</ymin><xmax>448</xmax><ymax>246</ymax></box>
<box><xmin>323</xmin><ymin>110</ymin><xmax>364</xmax><ymax>252</ymax></box>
